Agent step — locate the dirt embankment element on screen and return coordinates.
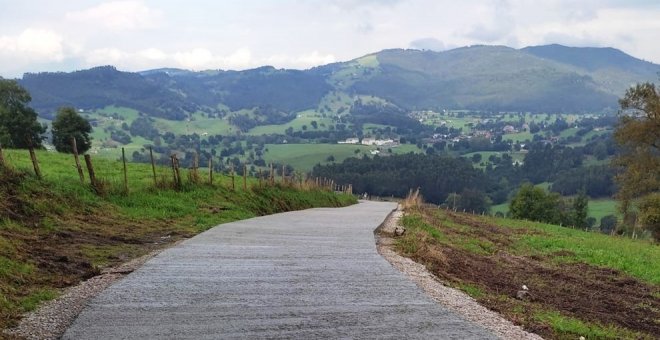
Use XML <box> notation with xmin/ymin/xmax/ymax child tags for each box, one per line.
<box><xmin>383</xmin><ymin>207</ymin><xmax>660</xmax><ymax>339</ymax></box>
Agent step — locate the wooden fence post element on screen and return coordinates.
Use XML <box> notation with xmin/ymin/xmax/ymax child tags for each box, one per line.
<box><xmin>243</xmin><ymin>164</ymin><xmax>247</xmax><ymax>190</ymax></box>
<box><xmin>269</xmin><ymin>163</ymin><xmax>274</xmax><ymax>185</ymax></box>
<box><xmin>208</xmin><ymin>158</ymin><xmax>213</xmax><ymax>185</ymax></box>
<box><xmin>28</xmin><ymin>144</ymin><xmax>41</xmax><ymax>179</ymax></box>
<box><xmin>231</xmin><ymin>164</ymin><xmax>235</xmax><ymax>191</ymax></box>
<box><xmin>170</xmin><ymin>155</ymin><xmax>178</xmax><ymax>187</ymax></box>
<box><xmin>174</xmin><ymin>155</ymin><xmax>182</xmax><ymax>188</ymax></box>
<box><xmin>83</xmin><ymin>154</ymin><xmax>97</xmax><ymax>190</ymax></box>
<box><xmin>149</xmin><ymin>147</ymin><xmax>157</xmax><ymax>186</ymax></box>
<box><xmin>281</xmin><ymin>165</ymin><xmax>285</xmax><ymax>184</ymax></box>
<box><xmin>258</xmin><ymin>169</ymin><xmax>263</xmax><ymax>188</ymax></box>
<box><xmin>0</xmin><ymin>142</ymin><xmax>5</xmax><ymax>167</ymax></box>
<box><xmin>191</xmin><ymin>151</ymin><xmax>199</xmax><ymax>183</ymax></box>
<box><xmin>71</xmin><ymin>137</ymin><xmax>85</xmax><ymax>183</ymax></box>
<box><xmin>121</xmin><ymin>147</ymin><xmax>128</xmax><ymax>194</ymax></box>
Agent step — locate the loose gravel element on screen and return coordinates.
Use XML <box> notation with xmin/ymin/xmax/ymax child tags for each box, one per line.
<box><xmin>376</xmin><ymin>206</ymin><xmax>544</xmax><ymax>340</ymax></box>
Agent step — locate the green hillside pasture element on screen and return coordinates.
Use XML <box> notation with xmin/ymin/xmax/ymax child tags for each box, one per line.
<box><xmin>248</xmin><ymin>111</ymin><xmax>334</xmax><ymax>135</ymax></box>
<box><xmin>588</xmin><ymin>199</ymin><xmax>619</xmax><ymax>221</ymax></box>
<box><xmin>389</xmin><ymin>144</ymin><xmax>421</xmax><ymax>154</ymax></box>
<box><xmin>93</xmin><ymin>136</ymin><xmax>152</xmax><ymax>159</ymax></box>
<box><xmin>503</xmin><ymin>131</ymin><xmax>534</xmax><ymax>143</ymax></box>
<box><xmin>420</xmin><ymin>113</ymin><xmax>473</xmax><ymax>130</ymax></box>
<box><xmin>263</xmin><ymin>144</ymin><xmax>371</xmax><ymax>172</ymax></box>
<box><xmin>153</xmin><ymin>112</ymin><xmax>234</xmax><ymax>136</ymax></box>
<box><xmin>318</xmin><ymin>91</ymin><xmax>353</xmax><ymax>114</ymax></box>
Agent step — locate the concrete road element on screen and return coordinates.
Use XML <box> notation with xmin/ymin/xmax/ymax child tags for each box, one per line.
<box><xmin>63</xmin><ymin>201</ymin><xmax>495</xmax><ymax>339</ymax></box>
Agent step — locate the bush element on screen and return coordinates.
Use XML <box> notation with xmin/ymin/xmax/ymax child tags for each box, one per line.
<box><xmin>600</xmin><ymin>215</ymin><xmax>618</xmax><ymax>234</ymax></box>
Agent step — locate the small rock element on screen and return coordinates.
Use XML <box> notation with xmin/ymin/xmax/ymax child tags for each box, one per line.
<box><xmin>515</xmin><ymin>290</ymin><xmax>530</xmax><ymax>300</ymax></box>
<box><xmin>394</xmin><ymin>226</ymin><xmax>406</xmax><ymax>236</ymax></box>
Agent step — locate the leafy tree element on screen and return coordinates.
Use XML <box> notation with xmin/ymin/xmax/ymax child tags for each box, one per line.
<box><xmin>613</xmin><ymin>82</ymin><xmax>660</xmax><ymax>238</ymax></box>
<box><xmin>637</xmin><ymin>193</ymin><xmax>660</xmax><ymax>241</ymax></box>
<box><xmin>586</xmin><ymin>217</ymin><xmax>597</xmax><ymax>229</ymax></box>
<box><xmin>0</xmin><ymin>79</ymin><xmax>46</xmax><ymax>148</ymax></box>
<box><xmin>456</xmin><ymin>189</ymin><xmax>491</xmax><ymax>214</ymax></box>
<box><xmin>51</xmin><ymin>107</ymin><xmax>93</xmax><ymax>153</ymax></box>
<box><xmin>571</xmin><ymin>191</ymin><xmax>589</xmax><ymax>228</ymax></box>
<box><xmin>509</xmin><ymin>183</ymin><xmax>561</xmax><ymax>224</ymax></box>
<box><xmin>599</xmin><ymin>215</ymin><xmax>618</xmax><ymax>234</ymax></box>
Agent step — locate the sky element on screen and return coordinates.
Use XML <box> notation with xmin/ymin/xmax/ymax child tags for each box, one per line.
<box><xmin>1</xmin><ymin>0</ymin><xmax>659</xmax><ymax>78</ymax></box>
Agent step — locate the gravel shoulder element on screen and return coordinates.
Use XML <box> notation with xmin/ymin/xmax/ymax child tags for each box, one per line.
<box><xmin>4</xmin><ymin>246</ymin><xmax>174</xmax><ymax>340</ymax></box>
<box><xmin>375</xmin><ymin>205</ymin><xmax>543</xmax><ymax>340</ymax></box>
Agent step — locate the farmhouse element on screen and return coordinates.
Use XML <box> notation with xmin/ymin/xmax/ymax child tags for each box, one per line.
<box><xmin>338</xmin><ymin>138</ymin><xmax>359</xmax><ymax>144</ymax></box>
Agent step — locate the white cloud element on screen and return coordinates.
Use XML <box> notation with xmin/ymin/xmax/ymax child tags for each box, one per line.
<box><xmin>85</xmin><ymin>47</ymin><xmax>127</xmax><ymax>65</ymax></box>
<box><xmin>0</xmin><ymin>28</ymin><xmax>65</xmax><ymax>62</ymax></box>
<box><xmin>296</xmin><ymin>51</ymin><xmax>336</xmax><ymax>67</ymax></box>
<box><xmin>137</xmin><ymin>48</ymin><xmax>168</xmax><ymax>61</ymax></box>
<box><xmin>223</xmin><ymin>48</ymin><xmax>253</xmax><ymax>69</ymax></box>
<box><xmin>65</xmin><ymin>1</ymin><xmax>162</xmax><ymax>30</ymax></box>
<box><xmin>173</xmin><ymin>48</ymin><xmax>215</xmax><ymax>69</ymax></box>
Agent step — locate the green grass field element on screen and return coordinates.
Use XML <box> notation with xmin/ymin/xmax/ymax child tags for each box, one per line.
<box><xmin>262</xmin><ymin>143</ymin><xmax>421</xmax><ymax>172</ymax></box>
<box><xmin>248</xmin><ymin>110</ymin><xmax>334</xmax><ymax>135</ymax></box>
<box><xmin>263</xmin><ymin>144</ymin><xmax>372</xmax><ymax>171</ymax></box>
<box><xmin>490</xmin><ymin>197</ymin><xmax>618</xmax><ymax>222</ymax></box>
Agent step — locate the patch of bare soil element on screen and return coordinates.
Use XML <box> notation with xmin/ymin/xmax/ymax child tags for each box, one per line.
<box><xmin>406</xmin><ymin>208</ymin><xmax>660</xmax><ymax>339</ymax></box>
<box><xmin>0</xmin><ymin>210</ymin><xmax>193</xmax><ymax>331</ymax></box>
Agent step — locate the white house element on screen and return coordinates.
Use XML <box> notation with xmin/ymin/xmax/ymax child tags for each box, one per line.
<box><xmin>338</xmin><ymin>138</ymin><xmax>359</xmax><ymax>144</ymax></box>
<box><xmin>361</xmin><ymin>138</ymin><xmax>376</xmax><ymax>145</ymax></box>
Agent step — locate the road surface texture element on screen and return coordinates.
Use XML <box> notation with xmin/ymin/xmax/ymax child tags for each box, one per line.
<box><xmin>63</xmin><ymin>201</ymin><xmax>496</xmax><ymax>339</ymax></box>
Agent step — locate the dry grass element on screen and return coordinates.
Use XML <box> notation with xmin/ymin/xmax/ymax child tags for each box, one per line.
<box><xmin>401</xmin><ymin>188</ymin><xmax>423</xmax><ymax>210</ymax></box>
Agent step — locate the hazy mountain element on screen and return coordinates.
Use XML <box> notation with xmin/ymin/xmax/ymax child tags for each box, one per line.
<box><xmin>18</xmin><ymin>44</ymin><xmax>660</xmax><ymax>121</ymax></box>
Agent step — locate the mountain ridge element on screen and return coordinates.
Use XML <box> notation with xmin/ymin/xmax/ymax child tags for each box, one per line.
<box><xmin>17</xmin><ymin>44</ymin><xmax>660</xmax><ymax>120</ymax></box>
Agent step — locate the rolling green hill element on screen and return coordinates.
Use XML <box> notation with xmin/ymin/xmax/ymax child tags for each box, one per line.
<box><xmin>17</xmin><ymin>44</ymin><xmax>660</xmax><ymax>125</ymax></box>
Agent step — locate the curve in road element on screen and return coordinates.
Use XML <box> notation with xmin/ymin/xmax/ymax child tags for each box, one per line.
<box><xmin>63</xmin><ymin>201</ymin><xmax>496</xmax><ymax>339</ymax></box>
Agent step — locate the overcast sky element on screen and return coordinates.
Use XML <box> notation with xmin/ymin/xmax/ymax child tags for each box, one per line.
<box><xmin>1</xmin><ymin>0</ymin><xmax>659</xmax><ymax>78</ymax></box>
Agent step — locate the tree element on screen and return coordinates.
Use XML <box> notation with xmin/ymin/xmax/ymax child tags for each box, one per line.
<box><xmin>571</xmin><ymin>191</ymin><xmax>588</xmax><ymax>228</ymax></box>
<box><xmin>457</xmin><ymin>188</ymin><xmax>491</xmax><ymax>214</ymax></box>
<box><xmin>599</xmin><ymin>215</ymin><xmax>618</xmax><ymax>234</ymax></box>
<box><xmin>509</xmin><ymin>183</ymin><xmax>561</xmax><ymax>224</ymax></box>
<box><xmin>614</xmin><ymin>82</ymin><xmax>660</xmax><ymax>238</ymax></box>
<box><xmin>0</xmin><ymin>79</ymin><xmax>46</xmax><ymax>148</ymax></box>
<box><xmin>52</xmin><ymin>107</ymin><xmax>93</xmax><ymax>153</ymax></box>
<box><xmin>638</xmin><ymin>193</ymin><xmax>660</xmax><ymax>241</ymax></box>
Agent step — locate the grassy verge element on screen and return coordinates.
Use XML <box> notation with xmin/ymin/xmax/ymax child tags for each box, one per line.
<box><xmin>395</xmin><ymin>207</ymin><xmax>659</xmax><ymax>339</ymax></box>
<box><xmin>0</xmin><ymin>149</ymin><xmax>356</xmax><ymax>330</ymax></box>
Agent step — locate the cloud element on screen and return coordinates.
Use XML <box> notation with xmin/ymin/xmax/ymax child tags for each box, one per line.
<box><xmin>65</xmin><ymin>1</ymin><xmax>162</xmax><ymax>30</ymax></box>
<box><xmin>328</xmin><ymin>0</ymin><xmax>403</xmax><ymax>10</ymax></box>
<box><xmin>296</xmin><ymin>51</ymin><xmax>337</xmax><ymax>66</ymax></box>
<box><xmin>409</xmin><ymin>38</ymin><xmax>446</xmax><ymax>51</ymax></box>
<box><xmin>356</xmin><ymin>22</ymin><xmax>375</xmax><ymax>34</ymax></box>
<box><xmin>463</xmin><ymin>0</ymin><xmax>516</xmax><ymax>43</ymax></box>
<box><xmin>85</xmin><ymin>47</ymin><xmax>127</xmax><ymax>65</ymax></box>
<box><xmin>0</xmin><ymin>28</ymin><xmax>65</xmax><ymax>62</ymax></box>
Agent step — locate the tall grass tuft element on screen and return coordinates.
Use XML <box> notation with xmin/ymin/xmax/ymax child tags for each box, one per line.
<box><xmin>402</xmin><ymin>187</ymin><xmax>423</xmax><ymax>210</ymax></box>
